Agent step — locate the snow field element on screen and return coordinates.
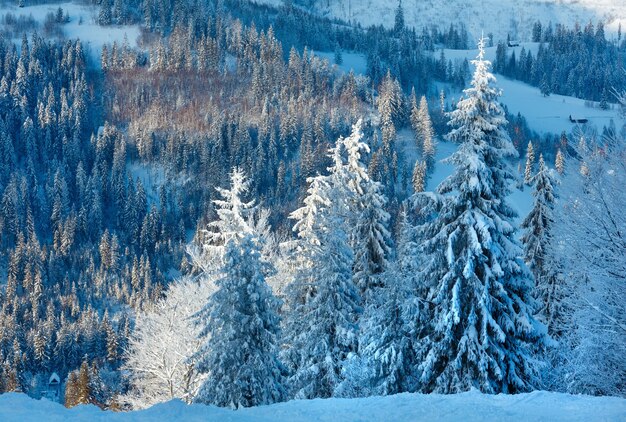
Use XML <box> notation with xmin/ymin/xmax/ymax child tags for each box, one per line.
<box><xmin>439</xmin><ymin>43</ymin><xmax>622</xmax><ymax>135</ymax></box>
<box><xmin>1</xmin><ymin>390</ymin><xmax>625</xmax><ymax>422</ymax></box>
<box><xmin>0</xmin><ymin>2</ymin><xmax>140</xmax><ymax>60</ymax></box>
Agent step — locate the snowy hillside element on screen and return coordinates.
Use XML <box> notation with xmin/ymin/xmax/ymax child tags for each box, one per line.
<box><xmin>313</xmin><ymin>44</ymin><xmax>623</xmax><ymax>137</ymax></box>
<box><xmin>1</xmin><ymin>390</ymin><xmax>626</xmax><ymax>422</ymax></box>
<box><xmin>0</xmin><ymin>2</ymin><xmax>140</xmax><ymax>60</ymax></box>
<box><xmin>258</xmin><ymin>0</ymin><xmax>626</xmax><ymax>42</ymax></box>
<box><xmin>436</xmin><ymin>43</ymin><xmax>623</xmax><ymax>134</ymax></box>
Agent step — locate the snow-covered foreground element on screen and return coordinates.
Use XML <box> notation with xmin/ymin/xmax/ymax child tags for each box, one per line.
<box><xmin>1</xmin><ymin>390</ymin><xmax>625</xmax><ymax>421</ymax></box>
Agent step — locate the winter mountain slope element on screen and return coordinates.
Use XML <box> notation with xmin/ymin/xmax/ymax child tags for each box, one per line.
<box><xmin>256</xmin><ymin>0</ymin><xmax>626</xmax><ymax>42</ymax></box>
<box><xmin>437</xmin><ymin>43</ymin><xmax>623</xmax><ymax>134</ymax></box>
<box><xmin>0</xmin><ymin>2</ymin><xmax>140</xmax><ymax>60</ymax></box>
<box><xmin>1</xmin><ymin>390</ymin><xmax>625</xmax><ymax>422</ymax></box>
<box><xmin>312</xmin><ymin>42</ymin><xmax>623</xmax><ymax>137</ymax></box>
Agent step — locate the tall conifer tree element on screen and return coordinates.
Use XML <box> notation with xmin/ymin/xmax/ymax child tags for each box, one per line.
<box><xmin>414</xmin><ymin>37</ymin><xmax>547</xmax><ymax>394</ymax></box>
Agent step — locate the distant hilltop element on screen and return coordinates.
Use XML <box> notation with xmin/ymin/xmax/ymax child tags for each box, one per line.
<box><xmin>254</xmin><ymin>0</ymin><xmax>626</xmax><ymax>43</ymax></box>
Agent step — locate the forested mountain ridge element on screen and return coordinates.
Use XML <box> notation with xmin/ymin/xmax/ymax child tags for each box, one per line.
<box><xmin>275</xmin><ymin>0</ymin><xmax>625</xmax><ymax>44</ymax></box>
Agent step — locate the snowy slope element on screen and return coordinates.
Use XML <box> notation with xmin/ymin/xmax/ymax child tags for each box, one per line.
<box><xmin>0</xmin><ymin>2</ymin><xmax>140</xmax><ymax>61</ymax></box>
<box><xmin>439</xmin><ymin>43</ymin><xmax>623</xmax><ymax>135</ymax></box>
<box><xmin>1</xmin><ymin>390</ymin><xmax>625</xmax><ymax>421</ymax></box>
<box><xmin>313</xmin><ymin>50</ymin><xmax>367</xmax><ymax>75</ymax></box>
<box><xmin>311</xmin><ymin>43</ymin><xmax>623</xmax><ymax>137</ymax></box>
<box><xmin>258</xmin><ymin>0</ymin><xmax>626</xmax><ymax>43</ymax></box>
<box><xmin>311</xmin><ymin>44</ymin><xmax>615</xmax><ymax>226</ymax></box>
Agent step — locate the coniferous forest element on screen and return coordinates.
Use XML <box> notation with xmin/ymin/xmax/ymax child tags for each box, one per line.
<box><xmin>0</xmin><ymin>0</ymin><xmax>624</xmax><ymax>416</ymax></box>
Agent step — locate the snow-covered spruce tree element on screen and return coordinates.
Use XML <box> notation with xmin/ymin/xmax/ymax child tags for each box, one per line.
<box><xmin>279</xmin><ymin>175</ymin><xmax>333</xmax><ymax>375</ymax></box>
<box><xmin>394</xmin><ymin>0</ymin><xmax>405</xmax><ymax>34</ymax></box>
<box><xmin>521</xmin><ymin>155</ymin><xmax>563</xmax><ymax>336</ymax></box>
<box><xmin>554</xmin><ymin>148</ymin><xmax>565</xmax><ymax>175</ymax></box>
<box><xmin>205</xmin><ymin>167</ymin><xmax>255</xmax><ymax>246</ymax></box>
<box><xmin>377</xmin><ymin>71</ymin><xmax>403</xmax><ymax>192</ymax></box>
<box><xmin>341</xmin><ymin>120</ymin><xmax>392</xmax><ymax>295</ymax></box>
<box><xmin>524</xmin><ymin>141</ymin><xmax>535</xmax><ymax>185</ymax></box>
<box><xmin>412</xmin><ymin>160</ymin><xmax>427</xmax><ymax>193</ymax></box>
<box><xmin>193</xmin><ymin>234</ymin><xmax>284</xmax><ymax>408</ymax></box>
<box><xmin>414</xmin><ymin>37</ymin><xmax>548</xmax><ymax>394</ymax></box>
<box><xmin>410</xmin><ymin>88</ymin><xmax>422</xmax><ymax>145</ymax></box>
<box><xmin>338</xmin><ymin>263</ymin><xmax>418</xmax><ymax>397</ymax></box>
<box><xmin>340</xmin><ymin>208</ymin><xmax>432</xmax><ymax>397</ymax></box>
<box><xmin>282</xmin><ymin>169</ymin><xmax>362</xmax><ymax>399</ymax></box>
<box><xmin>98</xmin><ymin>0</ymin><xmax>113</xmax><ymax>25</ymax></box>
<box><xmin>341</xmin><ymin>120</ymin><xmax>370</xmax><ymax>214</ymax></box>
<box><xmin>419</xmin><ymin>96</ymin><xmax>437</xmax><ymax>171</ymax></box>
<box><xmin>411</xmin><ymin>95</ymin><xmax>437</xmax><ymax>172</ymax></box>
<box><xmin>352</xmin><ymin>182</ymin><xmax>392</xmax><ymax>294</ymax></box>
<box><xmin>188</xmin><ymin>167</ymin><xmax>266</xmax><ymax>275</ymax></box>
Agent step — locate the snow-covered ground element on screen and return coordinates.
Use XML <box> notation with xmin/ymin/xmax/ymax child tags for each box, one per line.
<box><xmin>256</xmin><ymin>0</ymin><xmax>626</xmax><ymax>43</ymax></box>
<box><xmin>497</xmin><ymin>77</ymin><xmax>620</xmax><ymax>135</ymax></box>
<box><xmin>443</xmin><ymin>71</ymin><xmax>620</xmax><ymax>136</ymax></box>
<box><xmin>313</xmin><ymin>50</ymin><xmax>368</xmax><ymax>75</ymax></box>
<box><xmin>439</xmin><ymin>43</ymin><xmax>623</xmax><ymax>135</ymax></box>
<box><xmin>1</xmin><ymin>390</ymin><xmax>625</xmax><ymax>421</ymax></box>
<box><xmin>0</xmin><ymin>2</ymin><xmax>140</xmax><ymax>61</ymax></box>
<box><xmin>313</xmin><ymin>42</ymin><xmax>623</xmax><ymax>137</ymax></box>
<box><xmin>441</xmin><ymin>43</ymin><xmax>541</xmax><ymax>64</ymax></box>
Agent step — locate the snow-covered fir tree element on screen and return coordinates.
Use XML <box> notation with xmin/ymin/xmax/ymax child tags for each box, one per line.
<box><xmin>555</xmin><ymin>148</ymin><xmax>565</xmax><ymax>175</ymax></box>
<box><xmin>377</xmin><ymin>71</ymin><xmax>403</xmax><ymax>192</ymax></box>
<box><xmin>411</xmin><ymin>95</ymin><xmax>436</xmax><ymax>172</ymax></box>
<box><xmin>339</xmin><ymin>264</ymin><xmax>417</xmax><ymax>397</ymax></box>
<box><xmin>340</xmin><ymin>120</ymin><xmax>392</xmax><ymax>295</ymax></box>
<box><xmin>394</xmin><ymin>0</ymin><xmax>405</xmax><ymax>34</ymax></box>
<box><xmin>282</xmin><ymin>153</ymin><xmax>362</xmax><ymax>399</ymax></box>
<box><xmin>412</xmin><ymin>160</ymin><xmax>427</xmax><ymax>193</ymax></box>
<box><xmin>98</xmin><ymin>0</ymin><xmax>113</xmax><ymax>25</ymax></box>
<box><xmin>521</xmin><ymin>155</ymin><xmax>563</xmax><ymax>336</ymax></box>
<box><xmin>524</xmin><ymin>141</ymin><xmax>535</xmax><ymax>185</ymax></box>
<box><xmin>193</xmin><ymin>234</ymin><xmax>284</xmax><ymax>408</ymax></box>
<box><xmin>340</xmin><ymin>208</ymin><xmax>431</xmax><ymax>397</ymax></box>
<box><xmin>410</xmin><ymin>88</ymin><xmax>419</xmax><ymax>127</ymax></box>
<box><xmin>352</xmin><ymin>182</ymin><xmax>392</xmax><ymax>294</ymax></box>
<box><xmin>414</xmin><ymin>37</ymin><xmax>548</xmax><ymax>394</ymax></box>
<box><xmin>189</xmin><ymin>168</ymin><xmax>265</xmax><ymax>275</ymax></box>
<box><xmin>205</xmin><ymin>168</ymin><xmax>255</xmax><ymax>247</ymax></box>
<box><xmin>419</xmin><ymin>96</ymin><xmax>436</xmax><ymax>170</ymax></box>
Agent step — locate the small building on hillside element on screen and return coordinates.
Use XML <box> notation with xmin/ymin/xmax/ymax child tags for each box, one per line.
<box><xmin>507</xmin><ymin>40</ymin><xmax>520</xmax><ymax>47</ymax></box>
<box><xmin>569</xmin><ymin>114</ymin><xmax>588</xmax><ymax>124</ymax></box>
<box><xmin>41</xmin><ymin>373</ymin><xmax>61</xmax><ymax>402</ymax></box>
